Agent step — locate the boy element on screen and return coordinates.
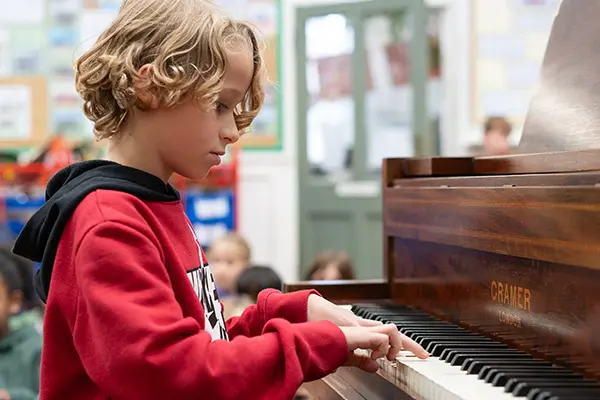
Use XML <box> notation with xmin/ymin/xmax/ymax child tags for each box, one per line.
<box><xmin>483</xmin><ymin>116</ymin><xmax>512</xmax><ymax>156</ymax></box>
<box><xmin>0</xmin><ymin>251</ymin><xmax>41</xmax><ymax>400</ymax></box>
<box><xmin>13</xmin><ymin>1</ymin><xmax>428</xmax><ymax>399</ymax></box>
<box><xmin>208</xmin><ymin>233</ymin><xmax>252</xmax><ymax>298</ymax></box>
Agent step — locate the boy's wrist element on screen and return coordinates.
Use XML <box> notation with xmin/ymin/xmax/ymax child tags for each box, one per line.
<box><xmin>258</xmin><ymin>289</ymin><xmax>321</xmax><ymax>325</ymax></box>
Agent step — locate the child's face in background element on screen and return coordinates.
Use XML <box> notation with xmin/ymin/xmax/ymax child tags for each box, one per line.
<box><xmin>209</xmin><ymin>241</ymin><xmax>248</xmax><ymax>293</ymax></box>
<box><xmin>311</xmin><ymin>264</ymin><xmax>343</xmax><ymax>281</ymax></box>
<box><xmin>0</xmin><ymin>278</ymin><xmax>23</xmax><ymax>336</ymax></box>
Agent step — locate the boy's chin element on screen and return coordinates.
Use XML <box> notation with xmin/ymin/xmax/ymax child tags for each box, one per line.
<box><xmin>175</xmin><ymin>167</ymin><xmax>210</xmax><ymax>182</ymax></box>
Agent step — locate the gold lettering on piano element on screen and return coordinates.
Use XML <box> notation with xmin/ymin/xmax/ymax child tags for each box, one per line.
<box><xmin>490</xmin><ymin>281</ymin><xmax>531</xmax><ymax>328</ymax></box>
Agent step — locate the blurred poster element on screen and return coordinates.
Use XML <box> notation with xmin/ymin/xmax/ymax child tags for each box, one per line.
<box><xmin>0</xmin><ymin>85</ymin><xmax>32</xmax><ymax>139</ymax></box>
<box><xmin>247</xmin><ymin>2</ymin><xmax>277</xmax><ymax>36</ymax></box>
<box><xmin>0</xmin><ymin>0</ymin><xmax>44</xmax><ymax>24</ymax></box>
<box><xmin>0</xmin><ymin>30</ymin><xmax>10</xmax><ymax>76</ymax></box>
<box><xmin>317</xmin><ymin>55</ymin><xmax>373</xmax><ymax>99</ymax></box>
<box><xmin>385</xmin><ymin>42</ymin><xmax>409</xmax><ymax>86</ymax></box>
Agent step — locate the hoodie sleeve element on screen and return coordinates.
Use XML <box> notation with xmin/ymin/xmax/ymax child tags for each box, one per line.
<box><xmin>226</xmin><ymin>289</ymin><xmax>317</xmax><ymax>339</ymax></box>
<box><xmin>73</xmin><ymin>221</ymin><xmax>348</xmax><ymax>400</ymax></box>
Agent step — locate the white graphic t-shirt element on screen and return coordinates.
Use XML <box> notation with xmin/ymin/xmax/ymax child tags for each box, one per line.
<box><xmin>185</xmin><ymin>221</ymin><xmax>229</xmax><ymax>341</ymax></box>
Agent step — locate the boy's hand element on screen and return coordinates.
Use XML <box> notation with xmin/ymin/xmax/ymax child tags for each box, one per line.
<box><xmin>0</xmin><ymin>389</ymin><xmax>11</xmax><ymax>400</ymax></box>
<box><xmin>340</xmin><ymin>324</ymin><xmax>404</xmax><ymax>372</ymax></box>
<box><xmin>307</xmin><ymin>294</ymin><xmax>429</xmax><ymax>360</ymax></box>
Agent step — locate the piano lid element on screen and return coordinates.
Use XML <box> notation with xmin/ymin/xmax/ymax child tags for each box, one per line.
<box><xmin>519</xmin><ymin>0</ymin><xmax>600</xmax><ymax>153</ymax></box>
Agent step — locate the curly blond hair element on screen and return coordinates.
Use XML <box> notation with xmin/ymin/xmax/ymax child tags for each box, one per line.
<box><xmin>75</xmin><ymin>0</ymin><xmax>265</xmax><ymax>140</ymax></box>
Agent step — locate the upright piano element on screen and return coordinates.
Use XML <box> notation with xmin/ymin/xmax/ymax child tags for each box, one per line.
<box><xmin>285</xmin><ymin>1</ymin><xmax>600</xmax><ymax>399</ymax></box>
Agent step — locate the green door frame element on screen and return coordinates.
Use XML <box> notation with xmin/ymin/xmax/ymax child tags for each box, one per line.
<box><xmin>295</xmin><ymin>0</ymin><xmax>430</xmax><ymax>278</ymax></box>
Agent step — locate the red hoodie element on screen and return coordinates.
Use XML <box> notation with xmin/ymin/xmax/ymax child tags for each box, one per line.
<box><xmin>12</xmin><ymin>161</ymin><xmax>348</xmax><ymax>400</ymax></box>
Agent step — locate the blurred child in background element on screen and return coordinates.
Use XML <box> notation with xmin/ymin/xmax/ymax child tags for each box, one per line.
<box><xmin>0</xmin><ymin>248</ymin><xmax>44</xmax><ymax>334</ymax></box>
<box><xmin>483</xmin><ymin>116</ymin><xmax>512</xmax><ymax>156</ymax></box>
<box><xmin>208</xmin><ymin>233</ymin><xmax>251</xmax><ymax>298</ymax></box>
<box><xmin>305</xmin><ymin>250</ymin><xmax>356</xmax><ymax>281</ymax></box>
<box><xmin>0</xmin><ymin>249</ymin><xmax>41</xmax><ymax>400</ymax></box>
<box><xmin>222</xmin><ymin>265</ymin><xmax>283</xmax><ymax>319</ymax></box>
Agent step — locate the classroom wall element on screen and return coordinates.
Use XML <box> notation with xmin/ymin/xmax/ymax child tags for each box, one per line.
<box><xmin>242</xmin><ymin>0</ymin><xmax>558</xmax><ymax>282</ymax></box>
<box><xmin>0</xmin><ymin>0</ymin><xmax>558</xmax><ymax>284</ymax></box>
<box><xmin>243</xmin><ymin>0</ymin><xmax>470</xmax><ymax>283</ymax></box>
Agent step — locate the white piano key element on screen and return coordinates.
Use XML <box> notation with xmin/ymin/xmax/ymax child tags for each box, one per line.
<box><xmin>346</xmin><ymin>306</ymin><xmax>528</xmax><ymax>399</ymax></box>
<box><xmin>386</xmin><ymin>352</ymin><xmax>525</xmax><ymax>400</ymax></box>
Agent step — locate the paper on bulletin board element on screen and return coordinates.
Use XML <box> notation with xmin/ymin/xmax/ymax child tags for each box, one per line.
<box><xmin>79</xmin><ymin>10</ymin><xmax>117</xmax><ymax>54</ymax></box>
<box><xmin>477</xmin><ymin>59</ymin><xmax>506</xmax><ymax>91</ymax></box>
<box><xmin>0</xmin><ymin>30</ymin><xmax>10</xmax><ymax>76</ymax></box>
<box><xmin>0</xmin><ymin>85</ymin><xmax>32</xmax><ymax>140</ymax></box>
<box><xmin>482</xmin><ymin>90</ymin><xmax>532</xmax><ymax>117</ymax></box>
<box><xmin>214</xmin><ymin>0</ymin><xmax>248</xmax><ymax>20</ymax></box>
<box><xmin>475</xmin><ymin>0</ymin><xmax>511</xmax><ymax>34</ymax></box>
<box><xmin>525</xmin><ymin>31</ymin><xmax>552</xmax><ymax>60</ymax></box>
<box><xmin>0</xmin><ymin>0</ymin><xmax>45</xmax><ymax>24</ymax></box>
<box><xmin>247</xmin><ymin>2</ymin><xmax>277</xmax><ymax>36</ymax></box>
<box><xmin>506</xmin><ymin>63</ymin><xmax>541</xmax><ymax>88</ymax></box>
<box><xmin>478</xmin><ymin>35</ymin><xmax>526</xmax><ymax>59</ymax></box>
<box><xmin>48</xmin><ymin>0</ymin><xmax>80</xmax><ymax>14</ymax></box>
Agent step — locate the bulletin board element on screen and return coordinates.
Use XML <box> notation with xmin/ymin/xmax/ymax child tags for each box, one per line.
<box><xmin>0</xmin><ymin>0</ymin><xmax>283</xmax><ymax>151</ymax></box>
<box><xmin>469</xmin><ymin>0</ymin><xmax>561</xmax><ymax>127</ymax></box>
<box><xmin>0</xmin><ymin>77</ymin><xmax>48</xmax><ymax>148</ymax></box>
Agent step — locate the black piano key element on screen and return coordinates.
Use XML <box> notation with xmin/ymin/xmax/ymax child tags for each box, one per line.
<box><xmin>491</xmin><ymin>370</ymin><xmax>580</xmax><ymax>387</ymax></box>
<box><xmin>427</xmin><ymin>342</ymin><xmax>508</xmax><ymax>357</ymax></box>
<box><xmin>447</xmin><ymin>349</ymin><xmax>528</xmax><ymax>364</ymax></box>
<box><xmin>508</xmin><ymin>379</ymin><xmax>600</xmax><ymax>397</ymax></box>
<box><xmin>474</xmin><ymin>359</ymin><xmax>552</xmax><ymax>375</ymax></box>
<box><xmin>477</xmin><ymin>360</ymin><xmax>556</xmax><ymax>377</ymax></box>
<box><xmin>415</xmin><ymin>334</ymin><xmax>489</xmax><ymax>348</ymax></box>
<box><xmin>531</xmin><ymin>388</ymin><xmax>600</xmax><ymax>400</ymax></box>
<box><xmin>487</xmin><ymin>368</ymin><xmax>573</xmax><ymax>386</ymax></box>
<box><xmin>442</xmin><ymin>347</ymin><xmax>516</xmax><ymax>360</ymax></box>
<box><xmin>454</xmin><ymin>353</ymin><xmax>534</xmax><ymax>367</ymax></box>
<box><xmin>546</xmin><ymin>396</ymin><xmax>600</xmax><ymax>400</ymax></box>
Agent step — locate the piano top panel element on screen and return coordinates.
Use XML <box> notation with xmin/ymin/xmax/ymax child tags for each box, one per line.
<box><xmin>393</xmin><ymin>171</ymin><xmax>600</xmax><ymax>188</ymax></box>
<box><xmin>387</xmin><ymin>150</ymin><xmax>600</xmax><ymax>181</ymax></box>
<box><xmin>518</xmin><ymin>0</ymin><xmax>600</xmax><ymax>154</ymax></box>
<box><xmin>474</xmin><ymin>149</ymin><xmax>600</xmax><ymax>176</ymax></box>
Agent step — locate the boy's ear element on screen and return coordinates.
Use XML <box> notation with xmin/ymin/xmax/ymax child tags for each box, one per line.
<box><xmin>134</xmin><ymin>64</ymin><xmax>160</xmax><ymax>110</ymax></box>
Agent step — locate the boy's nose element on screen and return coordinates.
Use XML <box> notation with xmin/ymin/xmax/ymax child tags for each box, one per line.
<box><xmin>220</xmin><ymin>125</ymin><xmax>240</xmax><ymax>144</ymax></box>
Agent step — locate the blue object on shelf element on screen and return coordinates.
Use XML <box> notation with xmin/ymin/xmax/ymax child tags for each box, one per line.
<box><xmin>1</xmin><ymin>189</ymin><xmax>236</xmax><ymax>249</ymax></box>
<box><xmin>184</xmin><ymin>189</ymin><xmax>235</xmax><ymax>248</ymax></box>
<box><xmin>2</xmin><ymin>194</ymin><xmax>46</xmax><ymax>241</ymax></box>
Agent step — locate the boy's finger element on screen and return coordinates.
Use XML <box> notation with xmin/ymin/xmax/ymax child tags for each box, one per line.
<box><xmin>399</xmin><ymin>332</ymin><xmax>429</xmax><ymax>359</ymax></box>
<box><xmin>357</xmin><ymin>317</ymin><xmax>383</xmax><ymax>327</ymax></box>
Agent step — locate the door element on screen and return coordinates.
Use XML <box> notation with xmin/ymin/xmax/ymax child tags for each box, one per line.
<box><xmin>296</xmin><ymin>0</ymin><xmax>433</xmax><ymax>279</ymax></box>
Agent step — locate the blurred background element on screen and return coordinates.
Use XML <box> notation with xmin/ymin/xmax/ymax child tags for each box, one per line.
<box><xmin>0</xmin><ymin>0</ymin><xmax>561</xmax><ymax>284</ymax></box>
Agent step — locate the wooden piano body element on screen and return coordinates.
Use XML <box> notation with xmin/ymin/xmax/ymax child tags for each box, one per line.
<box><xmin>286</xmin><ymin>153</ymin><xmax>600</xmax><ymax>399</ymax></box>
<box><xmin>285</xmin><ymin>1</ymin><xmax>600</xmax><ymax>397</ymax></box>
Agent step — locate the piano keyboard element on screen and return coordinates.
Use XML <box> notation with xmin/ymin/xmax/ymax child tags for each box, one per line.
<box><xmin>348</xmin><ymin>304</ymin><xmax>600</xmax><ymax>400</ymax></box>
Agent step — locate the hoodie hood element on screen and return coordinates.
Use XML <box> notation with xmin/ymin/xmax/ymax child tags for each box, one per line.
<box><xmin>13</xmin><ymin>160</ymin><xmax>180</xmax><ymax>303</ymax></box>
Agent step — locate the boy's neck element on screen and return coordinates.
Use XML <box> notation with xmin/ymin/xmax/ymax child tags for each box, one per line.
<box><xmin>108</xmin><ymin>134</ymin><xmax>171</xmax><ymax>182</ymax></box>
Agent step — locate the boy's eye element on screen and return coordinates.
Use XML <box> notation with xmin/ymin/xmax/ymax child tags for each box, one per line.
<box><xmin>216</xmin><ymin>102</ymin><xmax>229</xmax><ymax>112</ymax></box>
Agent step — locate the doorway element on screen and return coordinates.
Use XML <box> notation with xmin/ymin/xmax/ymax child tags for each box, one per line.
<box><xmin>296</xmin><ymin>0</ymin><xmax>440</xmax><ymax>278</ymax></box>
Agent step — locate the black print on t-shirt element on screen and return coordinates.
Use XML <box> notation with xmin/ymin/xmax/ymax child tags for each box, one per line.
<box><xmin>187</xmin><ymin>265</ymin><xmax>229</xmax><ymax>341</ymax></box>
